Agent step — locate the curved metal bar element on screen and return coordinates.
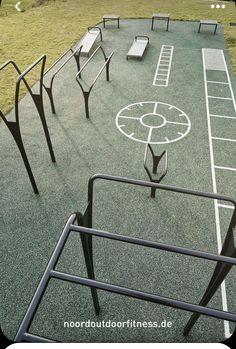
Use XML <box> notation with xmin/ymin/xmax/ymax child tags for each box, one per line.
<box><xmin>88</xmin><ymin>26</ymin><xmax>103</xmax><ymax>41</ymax></box>
<box><xmin>42</xmin><ymin>45</ymin><xmax>83</xmax><ymax>114</ymax></box>
<box><xmin>15</xmin><ymin>55</ymin><xmax>46</xmax><ymax>124</ymax></box>
<box><xmin>90</xmin><ymin>51</ymin><xmax>113</xmax><ymax>89</ymax></box>
<box><xmin>75</xmin><ymin>46</ymin><xmax>114</xmax><ymax>118</ymax></box>
<box><xmin>87</xmin><ymin>173</ymin><xmax>236</xmax><ymax>228</ymax></box>
<box><xmin>43</xmin><ymin>47</ymin><xmax>74</xmax><ymax>76</ymax></box>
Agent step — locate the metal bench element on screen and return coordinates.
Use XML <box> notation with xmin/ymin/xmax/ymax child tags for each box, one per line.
<box><xmin>151</xmin><ymin>13</ymin><xmax>170</xmax><ymax>31</ymax></box>
<box><xmin>198</xmin><ymin>20</ymin><xmax>218</xmax><ymax>34</ymax></box>
<box><xmin>127</xmin><ymin>36</ymin><xmax>149</xmax><ymax>60</ymax></box>
<box><xmin>103</xmin><ymin>14</ymin><xmax>120</xmax><ymax>28</ymax></box>
<box><xmin>79</xmin><ymin>27</ymin><xmax>103</xmax><ymax>57</ymax></box>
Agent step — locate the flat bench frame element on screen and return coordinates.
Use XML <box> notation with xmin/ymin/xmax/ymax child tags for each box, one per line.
<box><xmin>198</xmin><ymin>20</ymin><xmax>218</xmax><ymax>34</ymax></box>
<box><xmin>80</xmin><ymin>27</ymin><xmax>103</xmax><ymax>57</ymax></box>
<box><xmin>14</xmin><ymin>174</ymin><xmax>236</xmax><ymax>342</ymax></box>
<box><xmin>151</xmin><ymin>14</ymin><xmax>170</xmax><ymax>31</ymax></box>
<box><xmin>127</xmin><ymin>35</ymin><xmax>149</xmax><ymax>61</ymax></box>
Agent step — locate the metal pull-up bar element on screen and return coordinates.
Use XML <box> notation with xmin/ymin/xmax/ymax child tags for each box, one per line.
<box><xmin>14</xmin><ymin>174</ymin><xmax>236</xmax><ymax>342</ymax></box>
<box><xmin>43</xmin><ymin>45</ymin><xmax>83</xmax><ymax>114</ymax></box>
<box><xmin>75</xmin><ymin>46</ymin><xmax>114</xmax><ymax>118</ymax></box>
<box><xmin>0</xmin><ymin>55</ymin><xmax>56</xmax><ymax>194</ymax></box>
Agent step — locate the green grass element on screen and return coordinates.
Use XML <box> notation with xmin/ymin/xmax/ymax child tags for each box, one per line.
<box><xmin>1</xmin><ymin>0</ymin><xmax>236</xmax><ymax>114</ymax></box>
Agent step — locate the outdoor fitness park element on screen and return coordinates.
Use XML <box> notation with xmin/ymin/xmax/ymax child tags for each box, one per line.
<box><xmin>0</xmin><ymin>15</ymin><xmax>236</xmax><ymax>343</ymax></box>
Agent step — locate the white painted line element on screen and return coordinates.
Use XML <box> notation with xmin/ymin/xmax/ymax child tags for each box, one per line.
<box><xmin>217</xmin><ymin>203</ymin><xmax>234</xmax><ymax>210</ymax></box>
<box><xmin>178</xmin><ymin>132</ymin><xmax>184</xmax><ymax>136</ymax></box>
<box><xmin>214</xmin><ymin>165</ymin><xmax>236</xmax><ymax>172</ymax></box>
<box><xmin>221</xmin><ymin>50</ymin><xmax>236</xmax><ymax>112</ymax></box>
<box><xmin>118</xmin><ymin>116</ymin><xmax>140</xmax><ymax>120</ymax></box>
<box><xmin>207</xmin><ymin>81</ymin><xmax>229</xmax><ymax>85</ymax></box>
<box><xmin>166</xmin><ymin>121</ymin><xmax>189</xmax><ymax>126</ymax></box>
<box><xmin>153</xmin><ymin>45</ymin><xmax>174</xmax><ymax>87</ymax></box>
<box><xmin>202</xmin><ymin>48</ymin><xmax>231</xmax><ymax>339</ymax></box>
<box><xmin>212</xmin><ymin>137</ymin><xmax>236</xmax><ymax>143</ymax></box>
<box><xmin>119</xmin><ymin>124</ymin><xmax>125</xmax><ymax>128</ymax></box>
<box><xmin>128</xmin><ymin>133</ymin><xmax>134</xmax><ymax>137</ymax></box>
<box><xmin>208</xmin><ymin>96</ymin><xmax>233</xmax><ymax>100</ymax></box>
<box><xmin>165</xmin><ymin>137</ymin><xmax>169</xmax><ymax>142</ymax></box>
<box><xmin>147</xmin><ymin>127</ymin><xmax>153</xmax><ymax>143</ymax></box>
<box><xmin>210</xmin><ymin>114</ymin><xmax>236</xmax><ymax>120</ymax></box>
<box><xmin>153</xmin><ymin>102</ymin><xmax>158</xmax><ymax>114</ymax></box>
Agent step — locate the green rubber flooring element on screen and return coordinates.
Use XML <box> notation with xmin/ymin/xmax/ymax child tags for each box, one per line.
<box><xmin>0</xmin><ymin>19</ymin><xmax>236</xmax><ymax>343</ymax></box>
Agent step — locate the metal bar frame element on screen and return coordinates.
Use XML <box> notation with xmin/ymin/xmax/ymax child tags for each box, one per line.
<box><xmin>43</xmin><ymin>45</ymin><xmax>83</xmax><ymax>114</ymax></box>
<box><xmin>143</xmin><ymin>143</ymin><xmax>168</xmax><ymax>198</ymax></box>
<box><xmin>75</xmin><ymin>46</ymin><xmax>114</xmax><ymax>118</ymax></box>
<box><xmin>151</xmin><ymin>16</ymin><xmax>170</xmax><ymax>31</ymax></box>
<box><xmin>0</xmin><ymin>56</ymin><xmax>56</xmax><ymax>194</ymax></box>
<box><xmin>15</xmin><ymin>174</ymin><xmax>236</xmax><ymax>342</ymax></box>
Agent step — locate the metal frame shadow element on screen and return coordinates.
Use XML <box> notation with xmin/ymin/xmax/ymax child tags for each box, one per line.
<box><xmin>15</xmin><ymin>174</ymin><xmax>236</xmax><ymax>342</ymax></box>
<box><xmin>0</xmin><ymin>55</ymin><xmax>56</xmax><ymax>194</ymax></box>
<box><xmin>144</xmin><ymin>143</ymin><xmax>168</xmax><ymax>198</ymax></box>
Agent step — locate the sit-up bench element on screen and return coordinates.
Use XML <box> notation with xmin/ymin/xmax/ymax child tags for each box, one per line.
<box><xmin>127</xmin><ymin>36</ymin><xmax>149</xmax><ymax>60</ymax></box>
<box><xmin>79</xmin><ymin>27</ymin><xmax>103</xmax><ymax>57</ymax></box>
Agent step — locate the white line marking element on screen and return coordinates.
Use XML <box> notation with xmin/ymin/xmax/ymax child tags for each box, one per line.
<box><xmin>221</xmin><ymin>50</ymin><xmax>236</xmax><ymax>112</ymax></box>
<box><xmin>166</xmin><ymin>121</ymin><xmax>189</xmax><ymax>126</ymax></box>
<box><xmin>119</xmin><ymin>124</ymin><xmax>125</xmax><ymax>128</ymax></box>
<box><xmin>210</xmin><ymin>114</ymin><xmax>236</xmax><ymax>120</ymax></box>
<box><xmin>178</xmin><ymin>132</ymin><xmax>184</xmax><ymax>136</ymax></box>
<box><xmin>165</xmin><ymin>137</ymin><xmax>169</xmax><ymax>142</ymax></box>
<box><xmin>206</xmin><ymin>81</ymin><xmax>229</xmax><ymax>85</ymax></box>
<box><xmin>153</xmin><ymin>102</ymin><xmax>158</xmax><ymax>114</ymax></box>
<box><xmin>202</xmin><ymin>48</ymin><xmax>231</xmax><ymax>339</ymax></box>
<box><xmin>215</xmin><ymin>165</ymin><xmax>236</xmax><ymax>172</ymax></box>
<box><xmin>118</xmin><ymin>116</ymin><xmax>140</xmax><ymax>120</ymax></box>
<box><xmin>147</xmin><ymin>127</ymin><xmax>153</xmax><ymax>143</ymax></box>
<box><xmin>208</xmin><ymin>96</ymin><xmax>233</xmax><ymax>101</ymax></box>
<box><xmin>128</xmin><ymin>133</ymin><xmax>134</xmax><ymax>137</ymax></box>
<box><xmin>217</xmin><ymin>203</ymin><xmax>234</xmax><ymax>210</ymax></box>
<box><xmin>153</xmin><ymin>45</ymin><xmax>174</xmax><ymax>87</ymax></box>
<box><xmin>212</xmin><ymin>137</ymin><xmax>236</xmax><ymax>143</ymax></box>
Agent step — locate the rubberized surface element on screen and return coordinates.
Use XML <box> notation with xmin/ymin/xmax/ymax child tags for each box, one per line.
<box><xmin>0</xmin><ymin>19</ymin><xmax>236</xmax><ymax>343</ymax></box>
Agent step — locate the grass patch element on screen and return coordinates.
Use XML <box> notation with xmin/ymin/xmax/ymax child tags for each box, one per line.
<box><xmin>1</xmin><ymin>0</ymin><xmax>236</xmax><ymax>113</ymax></box>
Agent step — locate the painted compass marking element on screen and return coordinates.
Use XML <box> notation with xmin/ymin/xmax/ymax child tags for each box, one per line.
<box><xmin>116</xmin><ymin>101</ymin><xmax>191</xmax><ymax>144</ymax></box>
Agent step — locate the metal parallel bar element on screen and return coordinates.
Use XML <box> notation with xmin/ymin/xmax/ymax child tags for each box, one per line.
<box><xmin>44</xmin><ymin>47</ymin><xmax>74</xmax><ymax>75</ymax></box>
<box><xmin>88</xmin><ymin>174</ymin><xmax>236</xmax><ymax>206</ymax></box>
<box><xmin>70</xmin><ymin>224</ymin><xmax>236</xmax><ymax>265</ymax></box>
<box><xmin>14</xmin><ymin>214</ymin><xmax>77</xmax><ymax>342</ymax></box>
<box><xmin>0</xmin><ymin>60</ymin><xmax>22</xmax><ymax>75</ymax></box>
<box><xmin>45</xmin><ymin>45</ymin><xmax>82</xmax><ymax>81</ymax></box>
<box><xmin>91</xmin><ymin>51</ymin><xmax>113</xmax><ymax>88</ymax></box>
<box><xmin>75</xmin><ymin>46</ymin><xmax>103</xmax><ymax>79</ymax></box>
<box><xmin>22</xmin><ymin>333</ymin><xmax>55</xmax><ymax>343</ymax></box>
<box><xmin>87</xmin><ymin>173</ymin><xmax>236</xmax><ymax>227</ymax></box>
<box><xmin>50</xmin><ymin>270</ymin><xmax>236</xmax><ymax>323</ymax></box>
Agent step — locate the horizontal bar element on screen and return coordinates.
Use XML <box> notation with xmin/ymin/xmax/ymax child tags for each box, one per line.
<box><xmin>50</xmin><ymin>270</ymin><xmax>236</xmax><ymax>323</ymax></box>
<box><xmin>22</xmin><ymin>333</ymin><xmax>54</xmax><ymax>343</ymax></box>
<box><xmin>44</xmin><ymin>47</ymin><xmax>73</xmax><ymax>75</ymax></box>
<box><xmin>92</xmin><ymin>52</ymin><xmax>114</xmax><ymax>87</ymax></box>
<box><xmin>16</xmin><ymin>55</ymin><xmax>46</xmax><ymax>84</ymax></box>
<box><xmin>207</xmin><ymin>81</ymin><xmax>229</xmax><ymax>85</ymax></box>
<box><xmin>89</xmin><ymin>174</ymin><xmax>236</xmax><ymax>206</ymax></box>
<box><xmin>69</xmin><ymin>224</ymin><xmax>236</xmax><ymax>265</ymax></box>
<box><xmin>75</xmin><ymin>46</ymin><xmax>101</xmax><ymax>79</ymax></box>
<box><xmin>50</xmin><ymin>45</ymin><xmax>82</xmax><ymax>79</ymax></box>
